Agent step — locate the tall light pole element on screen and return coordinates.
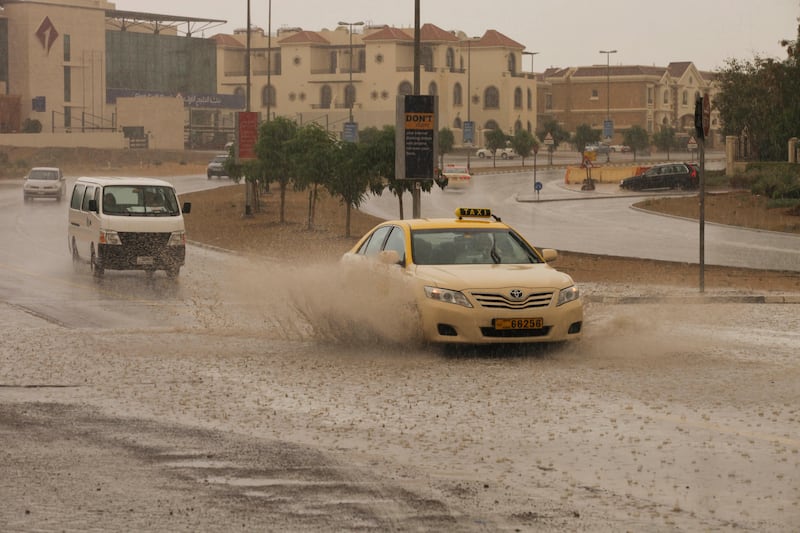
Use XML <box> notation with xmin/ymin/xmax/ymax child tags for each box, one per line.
<box><xmin>599</xmin><ymin>49</ymin><xmax>617</xmax><ymax>162</ymax></box>
<box><xmin>338</xmin><ymin>20</ymin><xmax>364</xmax><ymax>122</ymax></box>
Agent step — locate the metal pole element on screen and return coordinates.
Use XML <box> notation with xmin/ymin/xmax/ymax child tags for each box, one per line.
<box><xmin>244</xmin><ymin>0</ymin><xmax>252</xmax><ymax>217</ymax></box>
<box><xmin>699</xmin><ymin>136</ymin><xmax>706</xmax><ymax>293</ymax></box>
<box><xmin>599</xmin><ymin>49</ymin><xmax>617</xmax><ymax>163</ymax></box>
<box><xmin>338</xmin><ymin>21</ymin><xmax>364</xmax><ymax>127</ymax></box>
<box><xmin>466</xmin><ymin>38</ymin><xmax>471</xmax><ymax>171</ymax></box>
<box><xmin>412</xmin><ymin>0</ymin><xmax>421</xmax><ymax>219</ymax></box>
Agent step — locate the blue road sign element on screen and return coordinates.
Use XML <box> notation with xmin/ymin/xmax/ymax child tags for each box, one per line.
<box><xmin>534</xmin><ymin>181</ymin><xmax>543</xmax><ymax>192</ymax></box>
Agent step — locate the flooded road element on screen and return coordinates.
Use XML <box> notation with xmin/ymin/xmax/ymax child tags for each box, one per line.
<box><xmin>1</xmin><ymin>177</ymin><xmax>799</xmax><ymax>531</ymax></box>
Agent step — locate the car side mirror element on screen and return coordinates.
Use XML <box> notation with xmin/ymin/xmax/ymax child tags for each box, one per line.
<box><xmin>378</xmin><ymin>249</ymin><xmax>403</xmax><ymax>266</ymax></box>
<box><xmin>88</xmin><ymin>199</ymin><xmax>98</xmax><ymax>212</ymax></box>
<box><xmin>540</xmin><ymin>248</ymin><xmax>558</xmax><ymax>262</ymax></box>
<box><xmin>182</xmin><ymin>202</ymin><xmax>192</xmax><ymax>214</ymax></box>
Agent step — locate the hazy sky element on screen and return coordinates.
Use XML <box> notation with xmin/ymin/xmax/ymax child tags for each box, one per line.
<box><xmin>118</xmin><ymin>0</ymin><xmax>799</xmax><ymax>72</ymax></box>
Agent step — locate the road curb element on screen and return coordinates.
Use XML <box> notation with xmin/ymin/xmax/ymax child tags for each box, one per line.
<box><xmin>585</xmin><ymin>294</ymin><xmax>800</xmax><ymax>304</ymax></box>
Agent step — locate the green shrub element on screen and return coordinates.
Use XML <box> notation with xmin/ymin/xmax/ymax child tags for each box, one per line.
<box><xmin>743</xmin><ymin>162</ymin><xmax>800</xmax><ymax>199</ymax></box>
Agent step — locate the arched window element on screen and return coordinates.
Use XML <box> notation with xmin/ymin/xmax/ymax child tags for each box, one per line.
<box><xmin>446</xmin><ymin>47</ymin><xmax>455</xmax><ymax>70</ymax></box>
<box><xmin>453</xmin><ymin>82</ymin><xmax>463</xmax><ymax>106</ymax></box>
<box><xmin>428</xmin><ymin>81</ymin><xmax>437</xmax><ymax>96</ymax></box>
<box><xmin>485</xmin><ymin>119</ymin><xmax>499</xmax><ymax>131</ymax></box>
<box><xmin>345</xmin><ymin>84</ymin><xmax>356</xmax><ymax>109</ymax></box>
<box><xmin>663</xmin><ymin>90</ymin><xmax>669</xmax><ymax>104</ymax></box>
<box><xmin>453</xmin><ymin>117</ymin><xmax>462</xmax><ymax>129</ymax></box>
<box><xmin>329</xmin><ymin>51</ymin><xmax>338</xmax><ymax>73</ymax></box>
<box><xmin>320</xmin><ymin>85</ymin><xmax>332</xmax><ymax>109</ymax></box>
<box><xmin>261</xmin><ymin>85</ymin><xmax>276</xmax><ymax>107</ymax></box>
<box><xmin>514</xmin><ymin>87</ymin><xmax>523</xmax><ymax>109</ymax></box>
<box><xmin>527</xmin><ymin>88</ymin><xmax>532</xmax><ymax>110</ymax></box>
<box><xmin>514</xmin><ymin>120</ymin><xmax>522</xmax><ymax>133</ymax></box>
<box><xmin>398</xmin><ymin>81</ymin><xmax>413</xmax><ymax>96</ymax></box>
<box><xmin>421</xmin><ymin>46</ymin><xmax>433</xmax><ymax>71</ymax></box>
<box><xmin>507</xmin><ymin>53</ymin><xmax>516</xmax><ymax>74</ymax></box>
<box><xmin>484</xmin><ymin>86</ymin><xmax>500</xmax><ymax>109</ymax></box>
<box><xmin>682</xmin><ymin>90</ymin><xmax>688</xmax><ymax>105</ymax></box>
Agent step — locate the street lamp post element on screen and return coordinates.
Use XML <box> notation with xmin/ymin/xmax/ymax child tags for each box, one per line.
<box><xmin>522</xmin><ymin>50</ymin><xmax>539</xmax><ymax>73</ymax></box>
<box><xmin>338</xmin><ymin>20</ymin><xmax>364</xmax><ymax>123</ymax></box>
<box><xmin>599</xmin><ymin>49</ymin><xmax>617</xmax><ymax>163</ymax></box>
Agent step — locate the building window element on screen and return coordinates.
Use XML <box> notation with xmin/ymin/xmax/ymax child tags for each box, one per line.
<box><xmin>421</xmin><ymin>46</ymin><xmax>433</xmax><ymax>72</ymax></box>
<box><xmin>63</xmin><ymin>67</ymin><xmax>71</xmax><ymax>103</ymax></box>
<box><xmin>514</xmin><ymin>87</ymin><xmax>522</xmax><ymax>109</ymax></box>
<box><xmin>446</xmin><ymin>47</ymin><xmax>455</xmax><ymax>70</ymax></box>
<box><xmin>320</xmin><ymin>85</ymin><xmax>332</xmax><ymax>109</ymax></box>
<box><xmin>453</xmin><ymin>82</ymin><xmax>463</xmax><ymax>106</ymax></box>
<box><xmin>507</xmin><ymin>54</ymin><xmax>516</xmax><ymax>74</ymax></box>
<box><xmin>647</xmin><ymin>87</ymin><xmax>653</xmax><ymax>104</ymax></box>
<box><xmin>484</xmin><ymin>86</ymin><xmax>499</xmax><ymax>109</ymax></box>
<box><xmin>261</xmin><ymin>84</ymin><xmax>276</xmax><ymax>107</ymax></box>
<box><xmin>545</xmin><ymin>93</ymin><xmax>552</xmax><ymax>110</ymax></box>
<box><xmin>64</xmin><ymin>106</ymin><xmax>71</xmax><ymax>129</ymax></box>
<box><xmin>591</xmin><ymin>88</ymin><xmax>599</xmax><ymax>100</ymax></box>
<box><xmin>428</xmin><ymin>81</ymin><xmax>437</xmax><ymax>96</ymax></box>
<box><xmin>398</xmin><ymin>81</ymin><xmax>413</xmax><ymax>96</ymax></box>
<box><xmin>375</xmin><ymin>53</ymin><xmax>383</xmax><ymax>64</ymax></box>
<box><xmin>485</xmin><ymin>119</ymin><xmax>499</xmax><ymax>131</ymax></box>
<box><xmin>63</xmin><ymin>34</ymin><xmax>71</xmax><ymax>62</ymax></box>
<box><xmin>663</xmin><ymin>90</ymin><xmax>669</xmax><ymax>104</ymax></box>
<box><xmin>330</xmin><ymin>51</ymin><xmax>338</xmax><ymax>73</ymax></box>
<box><xmin>527</xmin><ymin>88</ymin><xmax>532</xmax><ymax>110</ymax></box>
<box><xmin>682</xmin><ymin>90</ymin><xmax>688</xmax><ymax>105</ymax></box>
<box><xmin>514</xmin><ymin>120</ymin><xmax>522</xmax><ymax>133</ymax></box>
<box><xmin>453</xmin><ymin>117</ymin><xmax>462</xmax><ymax>129</ymax></box>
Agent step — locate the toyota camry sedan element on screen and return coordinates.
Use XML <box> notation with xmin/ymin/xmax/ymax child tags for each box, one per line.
<box><xmin>341</xmin><ymin>208</ymin><xmax>583</xmax><ymax>345</ymax></box>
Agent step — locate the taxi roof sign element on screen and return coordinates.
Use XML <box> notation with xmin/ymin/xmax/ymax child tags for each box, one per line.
<box><xmin>455</xmin><ymin>207</ymin><xmax>493</xmax><ymax>219</ymax></box>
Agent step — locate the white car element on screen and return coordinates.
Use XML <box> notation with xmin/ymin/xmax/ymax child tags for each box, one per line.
<box><xmin>475</xmin><ymin>147</ymin><xmax>516</xmax><ymax>159</ymax></box>
<box><xmin>23</xmin><ymin>167</ymin><xmax>65</xmax><ymax>202</ymax></box>
<box><xmin>441</xmin><ymin>165</ymin><xmax>472</xmax><ymax>189</ymax></box>
<box><xmin>342</xmin><ymin>208</ymin><xmax>583</xmax><ymax>345</ymax></box>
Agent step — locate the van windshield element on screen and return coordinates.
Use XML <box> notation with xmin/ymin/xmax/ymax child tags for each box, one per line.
<box><xmin>29</xmin><ymin>169</ymin><xmax>59</xmax><ymax>180</ymax></box>
<box><xmin>102</xmin><ymin>185</ymin><xmax>180</xmax><ymax>216</ymax></box>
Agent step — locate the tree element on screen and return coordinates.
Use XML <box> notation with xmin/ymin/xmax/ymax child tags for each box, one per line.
<box><xmin>290</xmin><ymin>123</ymin><xmax>336</xmax><ymax>230</ymax></box>
<box><xmin>328</xmin><ymin>141</ymin><xmax>375</xmax><ymax>238</ymax></box>
<box><xmin>572</xmin><ymin>124</ymin><xmax>601</xmax><ymax>156</ymax></box>
<box><xmin>536</xmin><ymin>119</ymin><xmax>570</xmax><ymax>149</ymax></box>
<box><xmin>484</xmin><ymin>128</ymin><xmax>508</xmax><ymax>167</ymax></box>
<box><xmin>511</xmin><ymin>129</ymin><xmax>539</xmax><ymax>167</ymax></box>
<box><xmin>652</xmin><ymin>126</ymin><xmax>678</xmax><ymax>160</ymax></box>
<box><xmin>714</xmin><ymin>22</ymin><xmax>800</xmax><ymax>161</ymax></box>
<box><xmin>438</xmin><ymin>127</ymin><xmax>455</xmax><ymax>169</ymax></box>
<box><xmin>255</xmin><ymin>116</ymin><xmax>298</xmax><ymax>223</ymax></box>
<box><xmin>623</xmin><ymin>125</ymin><xmax>650</xmax><ymax>161</ymax></box>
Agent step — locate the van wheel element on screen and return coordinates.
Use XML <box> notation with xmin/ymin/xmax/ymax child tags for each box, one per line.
<box><xmin>166</xmin><ymin>266</ymin><xmax>180</xmax><ymax>279</ymax></box>
<box><xmin>91</xmin><ymin>248</ymin><xmax>104</xmax><ymax>278</ymax></box>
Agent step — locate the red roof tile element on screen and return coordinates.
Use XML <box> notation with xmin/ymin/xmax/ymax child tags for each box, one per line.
<box><xmin>473</xmin><ymin>29</ymin><xmax>524</xmax><ymax>49</ymax></box>
<box><xmin>278</xmin><ymin>30</ymin><xmax>329</xmax><ymax>45</ymax></box>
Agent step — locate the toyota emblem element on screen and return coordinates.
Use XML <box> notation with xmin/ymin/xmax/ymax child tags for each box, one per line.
<box><xmin>509</xmin><ymin>289</ymin><xmax>524</xmax><ymax>300</ymax></box>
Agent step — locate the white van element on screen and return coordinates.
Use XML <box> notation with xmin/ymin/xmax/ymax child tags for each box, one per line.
<box><xmin>67</xmin><ymin>177</ymin><xmax>191</xmax><ymax>278</ymax></box>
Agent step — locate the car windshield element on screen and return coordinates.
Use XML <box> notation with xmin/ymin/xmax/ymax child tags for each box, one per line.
<box><xmin>212</xmin><ymin>155</ymin><xmax>227</xmax><ymax>163</ymax></box>
<box><xmin>412</xmin><ymin>229</ymin><xmax>543</xmax><ymax>265</ymax></box>
<box><xmin>28</xmin><ymin>169</ymin><xmax>59</xmax><ymax>180</ymax></box>
<box><xmin>102</xmin><ymin>185</ymin><xmax>180</xmax><ymax>216</ymax></box>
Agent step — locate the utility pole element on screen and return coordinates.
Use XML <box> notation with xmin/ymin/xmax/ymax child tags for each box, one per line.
<box><xmin>412</xmin><ymin>0</ymin><xmax>421</xmax><ymax>219</ymax></box>
<box><xmin>599</xmin><ymin>49</ymin><xmax>617</xmax><ymax>163</ymax></box>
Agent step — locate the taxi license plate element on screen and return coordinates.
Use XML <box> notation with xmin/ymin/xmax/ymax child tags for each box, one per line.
<box><xmin>136</xmin><ymin>256</ymin><xmax>154</xmax><ymax>266</ymax></box>
<box><xmin>494</xmin><ymin>317</ymin><xmax>543</xmax><ymax>330</ymax></box>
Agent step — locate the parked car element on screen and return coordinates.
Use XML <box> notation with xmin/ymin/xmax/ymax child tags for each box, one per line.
<box><xmin>619</xmin><ymin>163</ymin><xmax>698</xmax><ymax>191</ymax></box>
<box><xmin>23</xmin><ymin>167</ymin><xmax>65</xmax><ymax>202</ymax></box>
<box><xmin>584</xmin><ymin>143</ymin><xmax>611</xmax><ymax>154</ymax></box>
<box><xmin>475</xmin><ymin>147</ymin><xmax>516</xmax><ymax>159</ymax></box>
<box><xmin>206</xmin><ymin>154</ymin><xmax>229</xmax><ymax>179</ymax></box>
<box><xmin>609</xmin><ymin>144</ymin><xmax>631</xmax><ymax>152</ymax></box>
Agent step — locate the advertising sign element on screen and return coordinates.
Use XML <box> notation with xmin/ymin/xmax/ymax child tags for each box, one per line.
<box><xmin>395</xmin><ymin>95</ymin><xmax>438</xmax><ymax>180</ymax></box>
<box><xmin>236</xmin><ymin>112</ymin><xmax>259</xmax><ymax>161</ymax></box>
<box><xmin>463</xmin><ymin>120</ymin><xmax>475</xmax><ymax>145</ymax></box>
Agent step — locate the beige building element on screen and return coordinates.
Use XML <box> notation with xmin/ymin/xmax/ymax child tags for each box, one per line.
<box><xmin>214</xmin><ymin>23</ymin><xmax>538</xmax><ymax>147</ymax></box>
<box><xmin>538</xmin><ymin>61</ymin><xmax>720</xmax><ymax>148</ymax></box>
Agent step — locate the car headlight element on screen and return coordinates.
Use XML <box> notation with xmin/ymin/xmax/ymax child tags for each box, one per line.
<box><xmin>167</xmin><ymin>231</ymin><xmax>186</xmax><ymax>246</ymax></box>
<box><xmin>99</xmin><ymin>230</ymin><xmax>122</xmax><ymax>245</ymax></box>
<box><xmin>424</xmin><ymin>286</ymin><xmax>473</xmax><ymax>308</ymax></box>
<box><xmin>557</xmin><ymin>285</ymin><xmax>580</xmax><ymax>306</ymax></box>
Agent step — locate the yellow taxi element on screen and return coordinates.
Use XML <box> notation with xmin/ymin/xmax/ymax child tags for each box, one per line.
<box><xmin>441</xmin><ymin>165</ymin><xmax>472</xmax><ymax>189</ymax></box>
<box><xmin>342</xmin><ymin>208</ymin><xmax>583</xmax><ymax>345</ymax></box>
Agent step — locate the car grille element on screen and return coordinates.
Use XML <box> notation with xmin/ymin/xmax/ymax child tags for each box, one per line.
<box><xmin>119</xmin><ymin>232</ymin><xmax>171</xmax><ymax>254</ymax></box>
<box><xmin>480</xmin><ymin>326</ymin><xmax>551</xmax><ymax>338</ymax></box>
<box><xmin>470</xmin><ymin>290</ymin><xmax>553</xmax><ymax>309</ymax></box>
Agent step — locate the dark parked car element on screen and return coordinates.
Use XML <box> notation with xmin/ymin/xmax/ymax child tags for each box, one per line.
<box><xmin>619</xmin><ymin>163</ymin><xmax>698</xmax><ymax>191</ymax></box>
